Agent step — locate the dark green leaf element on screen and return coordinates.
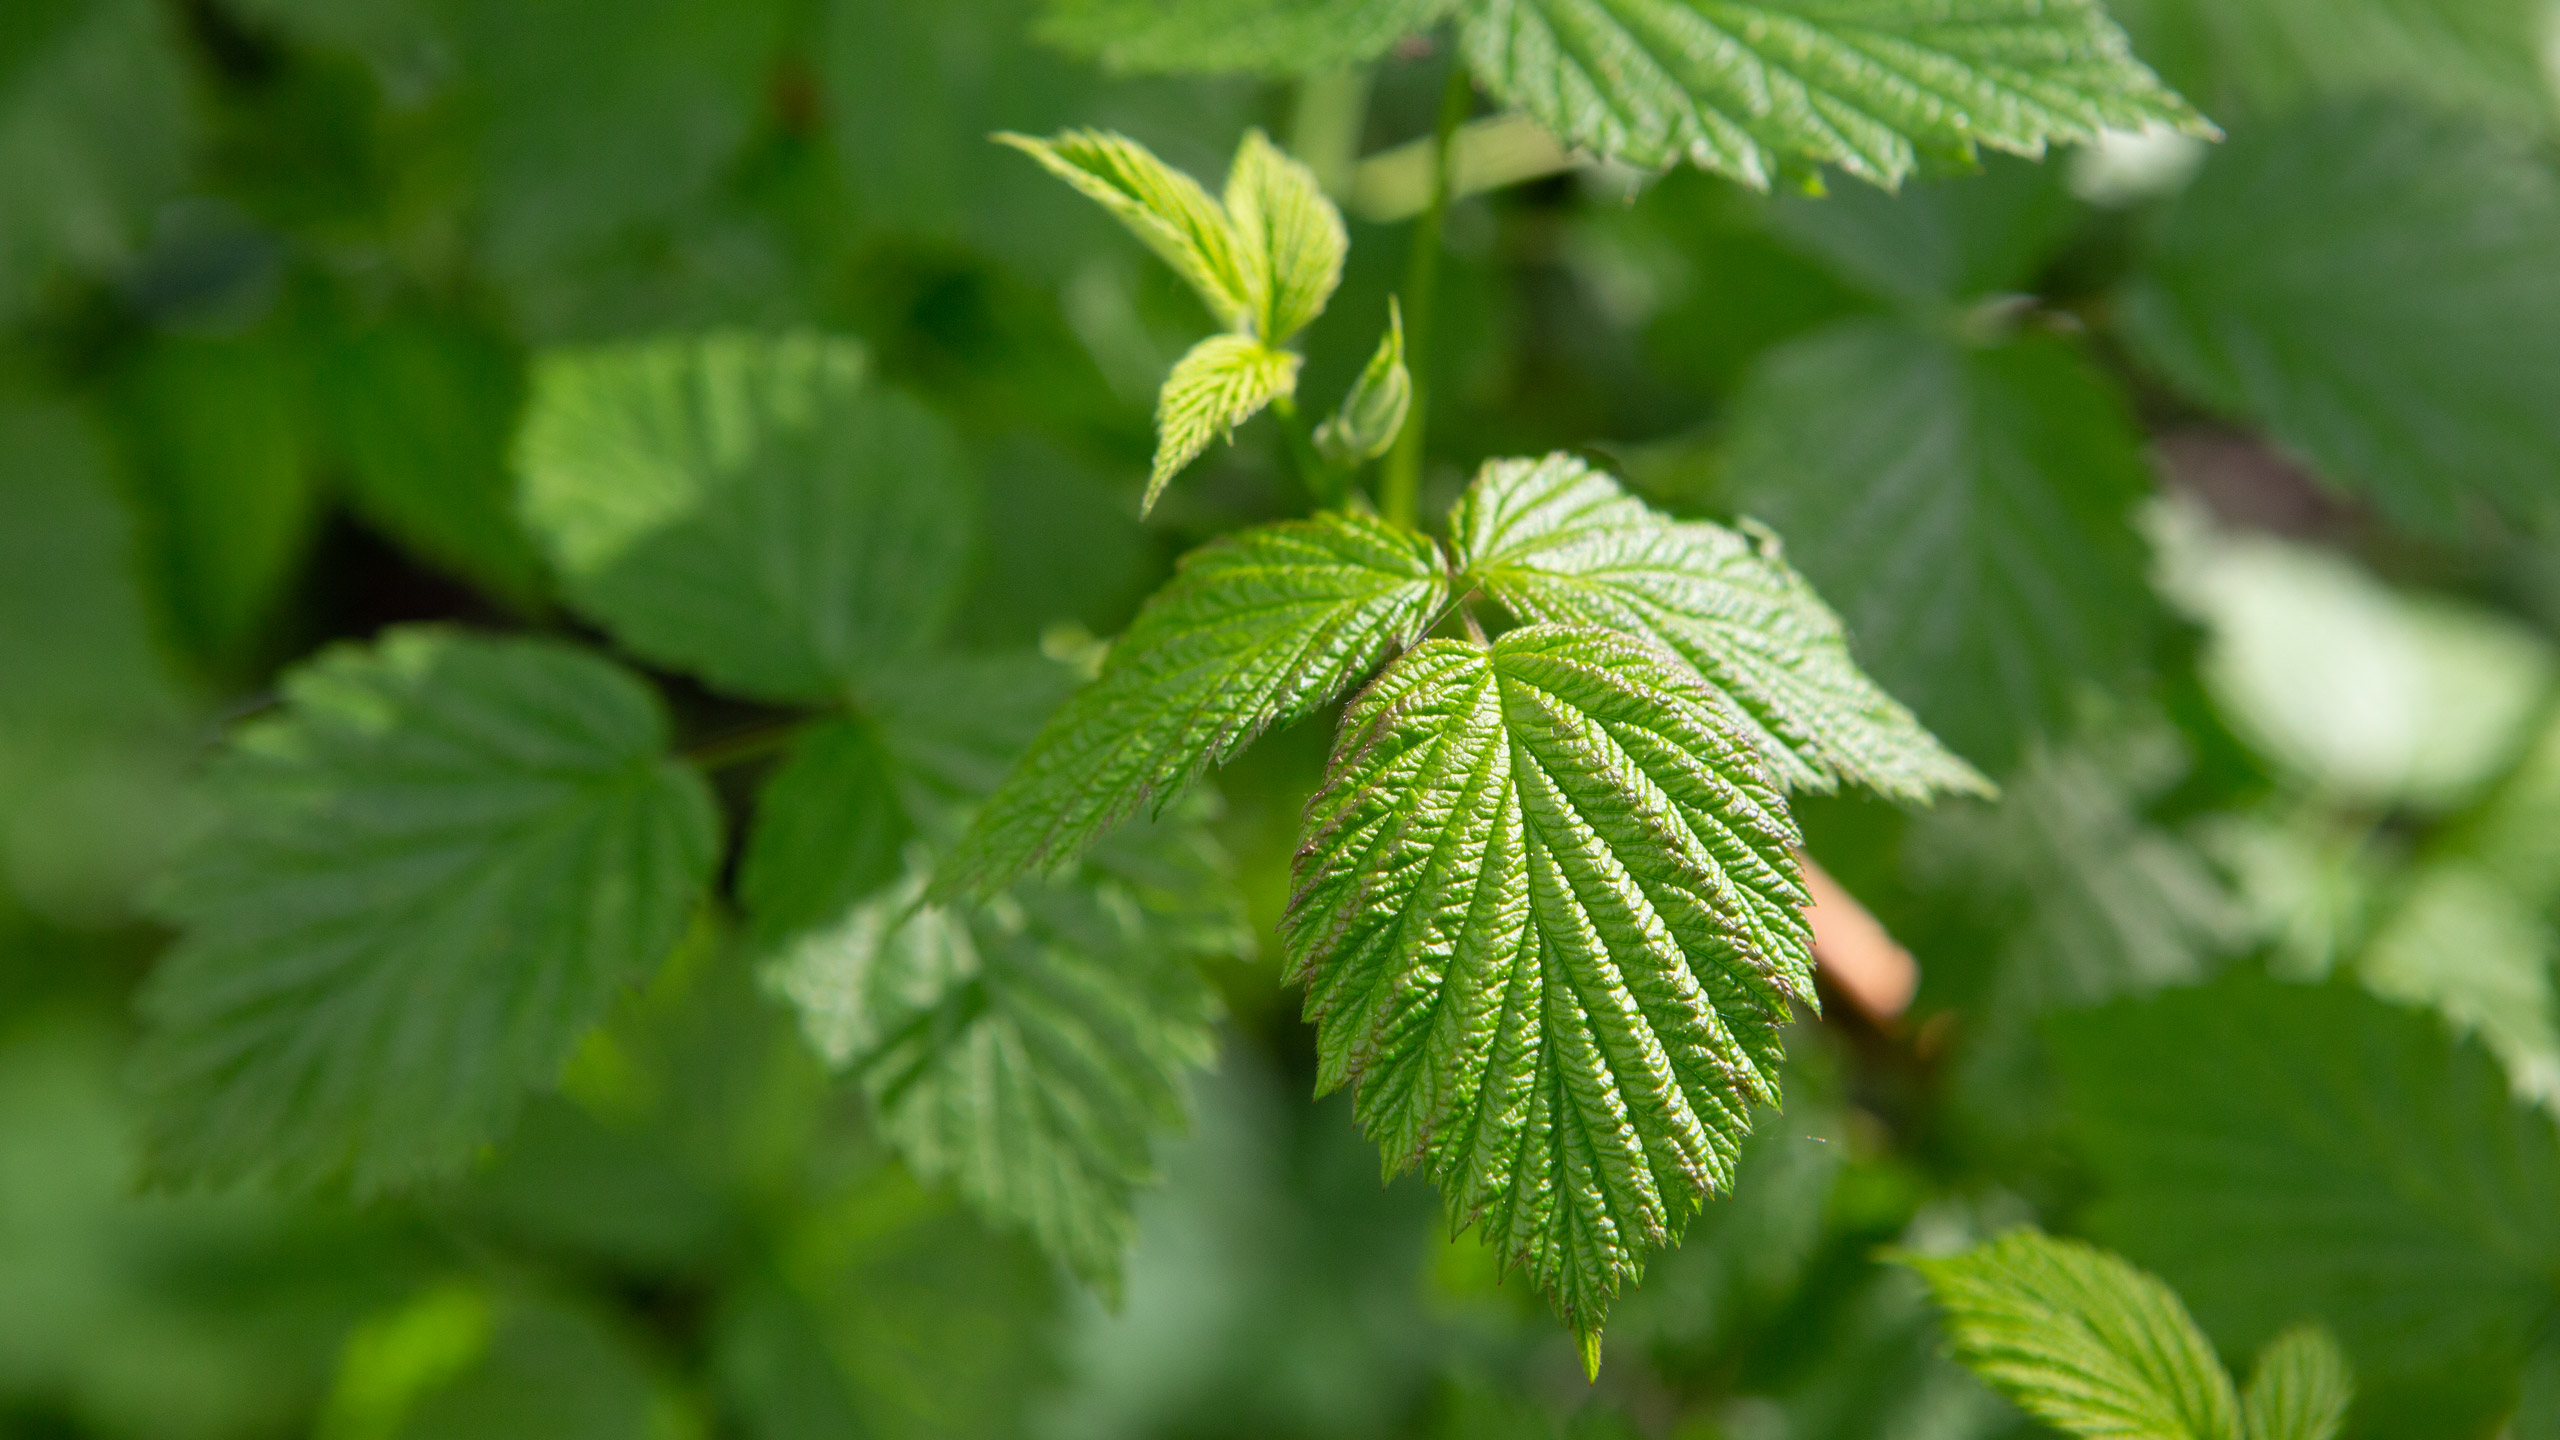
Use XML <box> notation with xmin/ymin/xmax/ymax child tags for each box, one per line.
<box><xmin>0</xmin><ymin>0</ymin><xmax>191</xmax><ymax>320</ymax></box>
<box><xmin>1907</xmin><ymin>1229</ymin><xmax>2242</xmax><ymax>1440</ymax></box>
<box><xmin>2123</xmin><ymin>100</ymin><xmax>2560</xmax><ymax>530</ymax></box>
<box><xmin>1721</xmin><ymin>319</ymin><xmax>2156</xmax><ymax>768</ymax></box>
<box><xmin>1450</xmin><ymin>452</ymin><xmax>1987</xmax><ymax>802</ymax></box>
<box><xmin>1285</xmin><ymin>623</ymin><xmax>1816</xmax><ymax>1346</ymax></box>
<box><xmin>111</xmin><ymin>331</ymin><xmax>322</xmax><ymax>675</ymax></box>
<box><xmin>2056</xmin><ymin>975</ymin><xmax>2560</xmax><ymax>1433</ymax></box>
<box><xmin>317</xmin><ymin>309</ymin><xmax>544</xmax><ymax>607</ymax></box>
<box><xmin>517</xmin><ymin>332</ymin><xmax>976</xmax><ymax>704</ymax></box>
<box><xmin>741</xmin><ymin>652</ymin><xmax>1086</xmax><ymax>952</ymax></box>
<box><xmin>739</xmin><ymin>720</ymin><xmax>913</xmax><ymax>953</ymax></box>
<box><xmin>2110</xmin><ymin>0</ymin><xmax>2557</xmax><ymax>132</ymax></box>
<box><xmin>1038</xmin><ymin>0</ymin><xmax>1460</xmax><ymax>75</ymax></box>
<box><xmin>1457</xmin><ymin>0</ymin><xmax>2210</xmax><ymax>189</ymax></box>
<box><xmin>135</xmin><ymin>628</ymin><xmax>721</xmax><ymax>1192</ymax></box>
<box><xmin>939</xmin><ymin>511</ymin><xmax>1448</xmax><ymax>901</ymax></box>
<box><xmin>443</xmin><ymin>0</ymin><xmax>791</xmax><ymax>277</ymax></box>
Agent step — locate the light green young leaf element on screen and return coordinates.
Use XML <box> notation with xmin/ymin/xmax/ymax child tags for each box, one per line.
<box><xmin>1148</xmin><ymin>334</ymin><xmax>1304</xmax><ymax>513</ymax></box>
<box><xmin>1457</xmin><ymin>0</ymin><xmax>2212</xmax><ymax>191</ymax></box>
<box><xmin>1907</xmin><ymin>1229</ymin><xmax>2242</xmax><ymax>1440</ymax></box>
<box><xmin>996</xmin><ymin>128</ymin><xmax>1256</xmax><ymax>330</ymax></box>
<box><xmin>2123</xmin><ymin>100</ymin><xmax>2560</xmax><ymax>531</ymax></box>
<box><xmin>1038</xmin><ymin>0</ymin><xmax>1461</xmax><ymax>75</ymax></box>
<box><xmin>2241</xmin><ymin>1327</ymin><xmax>2354</xmax><ymax>1440</ymax></box>
<box><xmin>1450</xmin><ymin>452</ymin><xmax>1988</xmax><ymax>802</ymax></box>
<box><xmin>765</xmin><ymin>823</ymin><xmax>1238</xmax><ymax>1295</ymax></box>
<box><xmin>938</xmin><ymin>512</ymin><xmax>1448</xmax><ymax>901</ymax></box>
<box><xmin>1720</xmin><ymin>319</ymin><xmax>2157</xmax><ymax>770</ymax></box>
<box><xmin>1284</xmin><ymin>623</ymin><xmax>1817</xmax><ymax>1347</ymax></box>
<box><xmin>1224</xmin><ymin>128</ymin><xmax>1346</xmax><ymax>345</ymax></box>
<box><xmin>134</xmin><ymin>628</ymin><xmax>720</xmax><ymax>1192</ymax></box>
<box><xmin>516</xmin><ymin>332</ymin><xmax>975</xmax><ymax>704</ymax></box>
<box><xmin>2056</xmin><ymin>975</ymin><xmax>2560</xmax><ymax>1434</ymax></box>
<box><xmin>1316</xmin><ymin>299</ymin><xmax>1412</xmax><ymax>467</ymax></box>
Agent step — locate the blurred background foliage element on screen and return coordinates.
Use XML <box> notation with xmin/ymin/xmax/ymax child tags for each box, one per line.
<box><xmin>5</xmin><ymin>0</ymin><xmax>2560</xmax><ymax>1437</ymax></box>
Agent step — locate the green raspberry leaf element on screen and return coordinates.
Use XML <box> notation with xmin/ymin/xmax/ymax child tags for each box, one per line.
<box><xmin>1148</xmin><ymin>334</ymin><xmax>1304</xmax><ymax>514</ymax></box>
<box><xmin>1451</xmin><ymin>452</ymin><xmax>1988</xmax><ymax>803</ymax></box>
<box><xmin>1719</xmin><ymin>320</ymin><xmax>2159</xmax><ymax>770</ymax></box>
<box><xmin>2056</xmin><ymin>975</ymin><xmax>2560</xmax><ymax>1434</ymax></box>
<box><xmin>1284</xmin><ymin>623</ymin><xmax>1817</xmax><ymax>1349</ymax></box>
<box><xmin>1224</xmin><ymin>129</ymin><xmax>1346</xmax><ymax>346</ymax></box>
<box><xmin>741</xmin><ymin>652</ymin><xmax>1083</xmax><ymax>952</ymax></box>
<box><xmin>997</xmin><ymin>128</ymin><xmax>1258</xmax><ymax>331</ymax></box>
<box><xmin>2122</xmin><ymin>99</ymin><xmax>2560</xmax><ymax>533</ymax></box>
<box><xmin>939</xmin><ymin>512</ymin><xmax>1449</xmax><ymax>901</ymax></box>
<box><xmin>1037</xmin><ymin>0</ymin><xmax>1461</xmax><ymax>75</ymax></box>
<box><xmin>766</xmin><ymin>821</ymin><xmax>1239</xmax><ymax>1296</ymax></box>
<box><xmin>516</xmin><ymin>332</ymin><xmax>976</xmax><ymax>705</ymax></box>
<box><xmin>133</xmin><ymin>628</ymin><xmax>720</xmax><ymax>1193</ymax></box>
<box><xmin>2242</xmin><ymin>1326</ymin><xmax>2356</xmax><ymax>1440</ymax></box>
<box><xmin>1457</xmin><ymin>0</ymin><xmax>2213</xmax><ymax>190</ymax></box>
<box><xmin>1906</xmin><ymin>1229</ymin><xmax>2243</xmax><ymax>1440</ymax></box>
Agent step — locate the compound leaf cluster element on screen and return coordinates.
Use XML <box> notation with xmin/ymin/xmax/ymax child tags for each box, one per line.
<box><xmin>944</xmin><ymin>450</ymin><xmax>1969</xmax><ymax>1347</ymax></box>
<box><xmin>1003</xmin><ymin>127</ymin><xmax>1347</xmax><ymax>511</ymax></box>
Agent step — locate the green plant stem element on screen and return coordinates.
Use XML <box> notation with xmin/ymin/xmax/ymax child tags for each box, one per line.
<box><xmin>1378</xmin><ymin>61</ymin><xmax>1472</xmax><ymax>530</ymax></box>
<box><xmin>1270</xmin><ymin>393</ymin><xmax>1341</xmax><ymax>507</ymax></box>
<box><xmin>683</xmin><ymin>716</ymin><xmax>810</xmax><ymax>773</ymax></box>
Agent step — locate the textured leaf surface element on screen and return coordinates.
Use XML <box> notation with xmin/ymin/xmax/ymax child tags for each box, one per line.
<box><xmin>1908</xmin><ymin>1230</ymin><xmax>2241</xmax><ymax>1440</ymax></box>
<box><xmin>1721</xmin><ymin>319</ymin><xmax>2155</xmax><ymax>769</ymax></box>
<box><xmin>2124</xmin><ymin>100</ymin><xmax>2560</xmax><ymax>530</ymax></box>
<box><xmin>940</xmin><ymin>512</ymin><xmax>1447</xmax><ymax>900</ymax></box>
<box><xmin>766</xmin><ymin>826</ymin><xmax>1239</xmax><ymax>1293</ymax></box>
<box><xmin>134</xmin><ymin>628</ymin><xmax>720</xmax><ymax>1191</ymax></box>
<box><xmin>2056</xmin><ymin>976</ymin><xmax>2560</xmax><ymax>1432</ymax></box>
<box><xmin>1224</xmin><ymin>129</ymin><xmax>1345</xmax><ymax>345</ymax></box>
<box><xmin>1457</xmin><ymin>0</ymin><xmax>2209</xmax><ymax>189</ymax></box>
<box><xmin>1039</xmin><ymin>0</ymin><xmax>1460</xmax><ymax>74</ymax></box>
<box><xmin>1284</xmin><ymin>624</ymin><xmax>1817</xmax><ymax>1339</ymax></box>
<box><xmin>1450</xmin><ymin>452</ymin><xmax>1986</xmax><ymax>801</ymax></box>
<box><xmin>2241</xmin><ymin>1327</ymin><xmax>2354</xmax><ymax>1440</ymax></box>
<box><xmin>1316</xmin><ymin>300</ymin><xmax>1412</xmax><ymax>467</ymax></box>
<box><xmin>997</xmin><ymin>129</ymin><xmax>1255</xmax><ymax>329</ymax></box>
<box><xmin>517</xmin><ymin>332</ymin><xmax>974</xmax><ymax>704</ymax></box>
<box><xmin>1148</xmin><ymin>334</ymin><xmax>1304</xmax><ymax>513</ymax></box>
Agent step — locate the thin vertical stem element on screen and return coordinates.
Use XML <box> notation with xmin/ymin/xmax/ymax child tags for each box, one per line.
<box><xmin>1378</xmin><ymin>60</ymin><xmax>1471</xmax><ymax>530</ymax></box>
